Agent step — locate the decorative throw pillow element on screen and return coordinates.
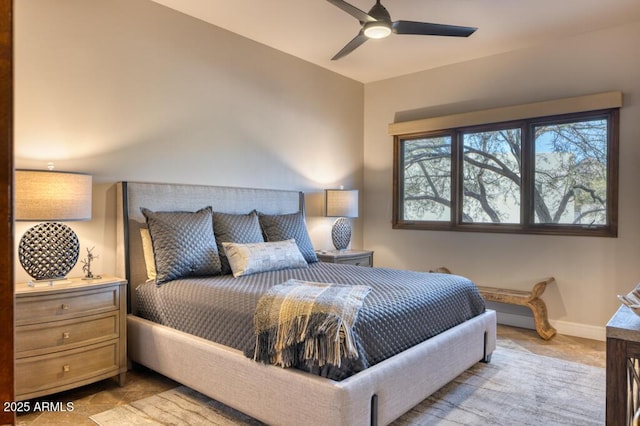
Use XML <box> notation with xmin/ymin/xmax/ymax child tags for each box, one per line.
<box><xmin>141</xmin><ymin>207</ymin><xmax>222</xmax><ymax>284</ymax></box>
<box><xmin>222</xmin><ymin>239</ymin><xmax>308</xmax><ymax>277</ymax></box>
<box><xmin>213</xmin><ymin>211</ymin><xmax>265</xmax><ymax>274</ymax></box>
<box><xmin>140</xmin><ymin>228</ymin><xmax>157</xmax><ymax>282</ymax></box>
<box><xmin>258</xmin><ymin>211</ymin><xmax>318</xmax><ymax>263</ymax></box>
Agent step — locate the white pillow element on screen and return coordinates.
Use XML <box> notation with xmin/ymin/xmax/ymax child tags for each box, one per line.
<box><xmin>140</xmin><ymin>228</ymin><xmax>157</xmax><ymax>282</ymax></box>
<box><xmin>222</xmin><ymin>239</ymin><xmax>308</xmax><ymax>278</ymax></box>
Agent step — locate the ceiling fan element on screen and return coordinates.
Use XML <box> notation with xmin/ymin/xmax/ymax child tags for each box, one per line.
<box><xmin>327</xmin><ymin>0</ymin><xmax>477</xmax><ymax>60</ymax></box>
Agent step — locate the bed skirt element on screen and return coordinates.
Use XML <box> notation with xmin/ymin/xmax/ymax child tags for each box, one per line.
<box><xmin>127</xmin><ymin>310</ymin><xmax>496</xmax><ymax>426</ymax></box>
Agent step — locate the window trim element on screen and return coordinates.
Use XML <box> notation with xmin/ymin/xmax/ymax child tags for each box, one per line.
<box><xmin>388</xmin><ymin>91</ymin><xmax>623</xmax><ymax>136</ymax></box>
<box><xmin>393</xmin><ymin>108</ymin><xmax>619</xmax><ymax>237</ymax></box>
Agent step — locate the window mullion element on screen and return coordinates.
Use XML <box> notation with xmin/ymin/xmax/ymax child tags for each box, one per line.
<box><xmin>607</xmin><ymin>109</ymin><xmax>619</xmax><ymax>234</ymax></box>
<box><xmin>521</xmin><ymin>123</ymin><xmax>533</xmax><ymax>229</ymax></box>
<box><xmin>451</xmin><ymin>130</ymin><xmax>461</xmax><ymax>226</ymax></box>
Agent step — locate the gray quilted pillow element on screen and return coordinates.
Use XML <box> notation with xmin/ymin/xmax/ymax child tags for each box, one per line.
<box><xmin>258</xmin><ymin>211</ymin><xmax>318</xmax><ymax>263</ymax></box>
<box><xmin>213</xmin><ymin>211</ymin><xmax>265</xmax><ymax>274</ymax></box>
<box><xmin>141</xmin><ymin>207</ymin><xmax>222</xmax><ymax>284</ymax></box>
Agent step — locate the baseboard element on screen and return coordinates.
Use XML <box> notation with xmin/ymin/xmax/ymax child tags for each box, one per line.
<box><xmin>551</xmin><ymin>319</ymin><xmax>606</xmax><ymax>342</ymax></box>
<box><xmin>494</xmin><ymin>311</ymin><xmax>533</xmax><ymax>330</ymax></box>
<box><xmin>495</xmin><ymin>311</ymin><xmax>605</xmax><ymax>342</ymax></box>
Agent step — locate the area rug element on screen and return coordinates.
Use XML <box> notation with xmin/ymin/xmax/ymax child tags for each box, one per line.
<box><xmin>90</xmin><ymin>346</ymin><xmax>605</xmax><ymax>426</ymax></box>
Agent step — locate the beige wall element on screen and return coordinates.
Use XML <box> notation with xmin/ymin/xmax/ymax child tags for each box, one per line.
<box><xmin>363</xmin><ymin>21</ymin><xmax>640</xmax><ymax>339</ymax></box>
<box><xmin>14</xmin><ymin>0</ymin><xmax>364</xmax><ymax>283</ymax></box>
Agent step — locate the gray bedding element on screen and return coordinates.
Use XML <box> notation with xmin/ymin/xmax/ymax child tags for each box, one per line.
<box><xmin>135</xmin><ymin>262</ymin><xmax>485</xmax><ymax>380</ymax></box>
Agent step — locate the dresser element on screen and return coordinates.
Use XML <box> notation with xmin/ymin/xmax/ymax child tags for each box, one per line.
<box><xmin>606</xmin><ymin>305</ymin><xmax>640</xmax><ymax>425</ymax></box>
<box><xmin>316</xmin><ymin>249</ymin><xmax>374</xmax><ymax>267</ymax></box>
<box><xmin>15</xmin><ymin>276</ymin><xmax>127</xmax><ymax>401</ymax></box>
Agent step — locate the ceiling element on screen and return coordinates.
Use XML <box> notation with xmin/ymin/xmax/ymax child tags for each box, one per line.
<box><xmin>150</xmin><ymin>0</ymin><xmax>640</xmax><ymax>83</ymax></box>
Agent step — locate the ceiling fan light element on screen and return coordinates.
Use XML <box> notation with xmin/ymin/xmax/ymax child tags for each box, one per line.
<box><xmin>364</xmin><ymin>22</ymin><xmax>391</xmax><ymax>39</ymax></box>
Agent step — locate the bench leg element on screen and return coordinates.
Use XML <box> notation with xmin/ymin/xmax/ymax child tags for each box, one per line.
<box><xmin>527</xmin><ymin>298</ymin><xmax>556</xmax><ymax>340</ymax></box>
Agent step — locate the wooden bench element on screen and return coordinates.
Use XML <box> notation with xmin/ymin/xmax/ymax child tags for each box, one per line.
<box><xmin>434</xmin><ymin>267</ymin><xmax>557</xmax><ymax>340</ymax></box>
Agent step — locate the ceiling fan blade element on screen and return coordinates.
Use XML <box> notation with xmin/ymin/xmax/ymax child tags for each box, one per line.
<box><xmin>392</xmin><ymin>20</ymin><xmax>477</xmax><ymax>37</ymax></box>
<box><xmin>326</xmin><ymin>0</ymin><xmax>376</xmax><ymax>23</ymax></box>
<box><xmin>331</xmin><ymin>31</ymin><xmax>368</xmax><ymax>60</ymax></box>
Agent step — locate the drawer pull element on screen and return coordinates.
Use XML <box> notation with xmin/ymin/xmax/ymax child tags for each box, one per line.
<box><xmin>61</xmin><ymin>304</ymin><xmax>70</xmax><ymax>310</ymax></box>
<box><xmin>62</xmin><ymin>364</ymin><xmax>70</xmax><ymax>372</ymax></box>
<box><xmin>62</xmin><ymin>332</ymin><xmax>70</xmax><ymax>339</ymax></box>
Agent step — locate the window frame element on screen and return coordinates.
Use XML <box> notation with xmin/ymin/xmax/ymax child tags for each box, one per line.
<box><xmin>393</xmin><ymin>108</ymin><xmax>619</xmax><ymax>237</ymax></box>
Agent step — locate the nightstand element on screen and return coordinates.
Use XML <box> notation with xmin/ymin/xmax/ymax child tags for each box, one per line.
<box><xmin>15</xmin><ymin>276</ymin><xmax>127</xmax><ymax>401</ymax></box>
<box><xmin>316</xmin><ymin>249</ymin><xmax>374</xmax><ymax>267</ymax></box>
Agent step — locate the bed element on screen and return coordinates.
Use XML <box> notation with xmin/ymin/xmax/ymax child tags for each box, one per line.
<box><xmin>116</xmin><ymin>181</ymin><xmax>496</xmax><ymax>426</ymax></box>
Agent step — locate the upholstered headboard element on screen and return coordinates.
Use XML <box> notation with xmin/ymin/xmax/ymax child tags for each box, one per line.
<box><xmin>116</xmin><ymin>181</ymin><xmax>304</xmax><ymax>313</ymax></box>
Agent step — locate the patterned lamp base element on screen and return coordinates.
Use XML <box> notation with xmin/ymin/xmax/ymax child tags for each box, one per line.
<box><xmin>18</xmin><ymin>222</ymin><xmax>80</xmax><ymax>281</ymax></box>
<box><xmin>331</xmin><ymin>217</ymin><xmax>352</xmax><ymax>250</ymax></box>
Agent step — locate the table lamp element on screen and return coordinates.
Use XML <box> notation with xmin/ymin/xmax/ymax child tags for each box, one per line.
<box><xmin>325</xmin><ymin>188</ymin><xmax>358</xmax><ymax>250</ymax></box>
<box><xmin>15</xmin><ymin>169</ymin><xmax>92</xmax><ymax>283</ymax></box>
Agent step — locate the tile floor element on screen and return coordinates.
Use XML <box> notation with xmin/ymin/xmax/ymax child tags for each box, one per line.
<box><xmin>15</xmin><ymin>325</ymin><xmax>606</xmax><ymax>425</ymax></box>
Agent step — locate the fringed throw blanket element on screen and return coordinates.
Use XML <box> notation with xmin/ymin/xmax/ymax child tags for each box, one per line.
<box><xmin>252</xmin><ymin>279</ymin><xmax>371</xmax><ymax>369</ymax></box>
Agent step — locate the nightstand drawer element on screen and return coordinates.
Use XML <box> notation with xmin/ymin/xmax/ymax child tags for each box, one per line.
<box><xmin>16</xmin><ymin>312</ymin><xmax>119</xmax><ymax>357</ymax></box>
<box><xmin>316</xmin><ymin>250</ymin><xmax>374</xmax><ymax>267</ymax></box>
<box><xmin>15</xmin><ymin>341</ymin><xmax>120</xmax><ymax>397</ymax></box>
<box><xmin>339</xmin><ymin>256</ymin><xmax>372</xmax><ymax>267</ymax></box>
<box><xmin>15</xmin><ymin>286</ymin><xmax>119</xmax><ymax>325</ymax></box>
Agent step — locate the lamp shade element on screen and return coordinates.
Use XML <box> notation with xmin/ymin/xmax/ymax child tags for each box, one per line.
<box><xmin>15</xmin><ymin>170</ymin><xmax>92</xmax><ymax>221</ymax></box>
<box><xmin>325</xmin><ymin>189</ymin><xmax>358</xmax><ymax>218</ymax></box>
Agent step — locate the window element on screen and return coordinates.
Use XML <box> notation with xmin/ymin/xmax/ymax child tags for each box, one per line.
<box><xmin>462</xmin><ymin>126</ymin><xmax>522</xmax><ymax>224</ymax></box>
<box><xmin>393</xmin><ymin>109</ymin><xmax>619</xmax><ymax>236</ymax></box>
<box><xmin>401</xmin><ymin>133</ymin><xmax>452</xmax><ymax>222</ymax></box>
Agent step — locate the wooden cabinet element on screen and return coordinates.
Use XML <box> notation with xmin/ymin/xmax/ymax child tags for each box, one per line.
<box><xmin>15</xmin><ymin>276</ymin><xmax>127</xmax><ymax>401</ymax></box>
<box><xmin>606</xmin><ymin>305</ymin><xmax>640</xmax><ymax>425</ymax></box>
<box><xmin>316</xmin><ymin>250</ymin><xmax>374</xmax><ymax>267</ymax></box>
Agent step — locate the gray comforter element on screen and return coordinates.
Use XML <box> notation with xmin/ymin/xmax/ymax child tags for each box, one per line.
<box><xmin>135</xmin><ymin>262</ymin><xmax>485</xmax><ymax>380</ymax></box>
